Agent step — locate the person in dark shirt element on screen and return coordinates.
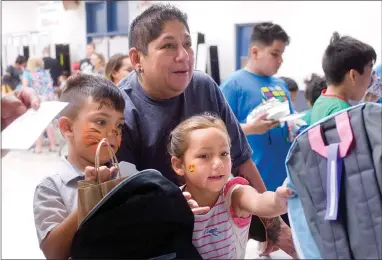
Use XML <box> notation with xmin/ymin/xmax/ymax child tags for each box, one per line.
<box><xmin>80</xmin><ymin>42</ymin><xmax>96</xmax><ymax>73</ymax></box>
<box><xmin>117</xmin><ymin>4</ymin><xmax>296</xmax><ymax>257</ymax></box>
<box><xmin>42</xmin><ymin>46</ymin><xmax>63</xmax><ymax>87</ymax></box>
<box><xmin>5</xmin><ymin>55</ymin><xmax>27</xmax><ymax>89</ymax></box>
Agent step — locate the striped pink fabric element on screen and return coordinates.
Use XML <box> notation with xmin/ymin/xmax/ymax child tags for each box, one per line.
<box><xmin>192</xmin><ymin>177</ymin><xmax>251</xmax><ymax>259</ymax></box>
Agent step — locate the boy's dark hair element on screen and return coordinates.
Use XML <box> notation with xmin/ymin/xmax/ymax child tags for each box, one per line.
<box><xmin>129</xmin><ymin>4</ymin><xmax>189</xmax><ymax>54</ymax></box>
<box><xmin>59</xmin><ymin>74</ymin><xmax>125</xmax><ymax>119</ymax></box>
<box><xmin>280</xmin><ymin>76</ymin><xmax>298</xmax><ymax>92</ymax></box>
<box><xmin>15</xmin><ymin>55</ymin><xmax>27</xmax><ymax>65</ymax></box>
<box><xmin>322</xmin><ymin>32</ymin><xmax>377</xmax><ymax>85</ymax></box>
<box><xmin>304</xmin><ymin>73</ymin><xmax>327</xmax><ymax>105</ymax></box>
<box><xmin>250</xmin><ymin>22</ymin><xmax>290</xmax><ymax>46</ymax></box>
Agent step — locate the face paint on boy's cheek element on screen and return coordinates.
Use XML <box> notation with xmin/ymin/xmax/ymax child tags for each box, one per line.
<box><xmin>111</xmin><ymin>129</ymin><xmax>122</xmax><ymax>150</ymax></box>
<box><xmin>82</xmin><ymin>124</ymin><xmax>104</xmax><ymax>150</ymax></box>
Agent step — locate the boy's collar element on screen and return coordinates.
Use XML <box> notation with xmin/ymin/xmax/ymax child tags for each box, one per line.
<box><xmin>61</xmin><ymin>156</ymin><xmax>84</xmax><ymax>185</ymax></box>
<box><xmin>60</xmin><ymin>156</ymin><xmax>114</xmax><ymax>185</ymax></box>
<box><xmin>321</xmin><ymin>89</ymin><xmax>348</xmax><ymax>102</ymax></box>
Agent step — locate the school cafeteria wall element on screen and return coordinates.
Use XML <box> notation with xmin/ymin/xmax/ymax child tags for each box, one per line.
<box><xmin>134</xmin><ymin>1</ymin><xmax>382</xmax><ymax>89</ymax></box>
<box><xmin>4</xmin><ymin>1</ymin><xmax>380</xmax><ymax>89</ymax></box>
<box><xmin>2</xmin><ymin>1</ymin><xmax>87</xmax><ymax>63</ymax></box>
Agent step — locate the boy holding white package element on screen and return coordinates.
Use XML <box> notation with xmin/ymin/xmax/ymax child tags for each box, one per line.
<box><xmin>220</xmin><ymin>22</ymin><xmax>294</xmax><ymax>227</ymax></box>
<box><xmin>33</xmin><ymin>74</ymin><xmax>126</xmax><ymax>259</ymax></box>
<box><xmin>220</xmin><ymin>22</ymin><xmax>293</xmax><ymax>192</ymax></box>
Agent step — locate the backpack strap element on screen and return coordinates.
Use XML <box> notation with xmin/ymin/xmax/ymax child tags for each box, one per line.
<box><xmin>308</xmin><ymin>111</ymin><xmax>354</xmax><ymax>158</ymax></box>
<box><xmin>308</xmin><ymin>112</ymin><xmax>353</xmax><ymax>221</ymax></box>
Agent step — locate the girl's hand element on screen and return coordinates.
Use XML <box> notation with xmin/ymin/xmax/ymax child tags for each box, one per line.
<box><xmin>183</xmin><ymin>191</ymin><xmax>210</xmax><ymax>215</ymax></box>
<box><xmin>273</xmin><ymin>187</ymin><xmax>294</xmax><ymax>215</ymax></box>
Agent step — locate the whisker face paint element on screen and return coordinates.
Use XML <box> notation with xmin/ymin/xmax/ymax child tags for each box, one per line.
<box><xmin>188</xmin><ymin>163</ymin><xmax>196</xmax><ymax>173</ymax></box>
<box><xmin>82</xmin><ymin>124</ymin><xmax>103</xmax><ymax>150</ymax></box>
<box><xmin>82</xmin><ymin>123</ymin><xmax>122</xmax><ymax>152</ymax></box>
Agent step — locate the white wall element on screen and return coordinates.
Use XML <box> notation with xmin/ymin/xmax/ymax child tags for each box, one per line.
<box><xmin>49</xmin><ymin>1</ymin><xmax>87</xmax><ymax>62</ymax></box>
<box><xmin>129</xmin><ymin>1</ymin><xmax>382</xmax><ymax>89</ymax></box>
<box><xmin>1</xmin><ymin>1</ymin><xmax>40</xmax><ymax>35</ymax></box>
<box><xmin>3</xmin><ymin>1</ymin><xmax>381</xmax><ymax>88</ymax></box>
<box><xmin>1</xmin><ymin>1</ymin><xmax>87</xmax><ymax>64</ymax></box>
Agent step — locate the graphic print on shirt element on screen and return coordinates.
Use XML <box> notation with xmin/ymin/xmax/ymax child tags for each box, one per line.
<box><xmin>192</xmin><ymin>178</ymin><xmax>251</xmax><ymax>259</ymax></box>
<box><xmin>30</xmin><ymin>70</ymin><xmax>54</xmax><ymax>99</ymax></box>
<box><xmin>261</xmin><ymin>86</ymin><xmax>288</xmax><ymax>103</ymax></box>
<box><xmin>204</xmin><ymin>227</ymin><xmax>221</xmax><ymax>237</ymax></box>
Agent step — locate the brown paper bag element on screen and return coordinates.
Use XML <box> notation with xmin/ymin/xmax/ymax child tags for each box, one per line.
<box><xmin>77</xmin><ymin>138</ymin><xmax>127</xmax><ymax>226</ymax></box>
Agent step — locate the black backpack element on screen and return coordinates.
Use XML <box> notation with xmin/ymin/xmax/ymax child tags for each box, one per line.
<box><xmin>71</xmin><ymin>169</ymin><xmax>202</xmax><ymax>259</ymax></box>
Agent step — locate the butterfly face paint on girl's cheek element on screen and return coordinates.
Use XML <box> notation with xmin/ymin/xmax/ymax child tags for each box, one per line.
<box><xmin>188</xmin><ymin>163</ymin><xmax>196</xmax><ymax>173</ymax></box>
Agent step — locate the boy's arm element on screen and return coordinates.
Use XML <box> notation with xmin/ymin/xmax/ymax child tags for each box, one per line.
<box><xmin>40</xmin><ymin>209</ymin><xmax>78</xmax><ymax>259</ymax></box>
<box><xmin>33</xmin><ymin>179</ymin><xmax>78</xmax><ymax>259</ymax></box>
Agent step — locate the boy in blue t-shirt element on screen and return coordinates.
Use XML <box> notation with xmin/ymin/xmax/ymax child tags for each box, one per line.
<box><xmin>221</xmin><ymin>22</ymin><xmax>293</xmax><ymax>194</ymax></box>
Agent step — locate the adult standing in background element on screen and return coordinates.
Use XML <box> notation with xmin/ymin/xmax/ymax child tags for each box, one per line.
<box><xmin>5</xmin><ymin>55</ymin><xmax>27</xmax><ymax>90</ymax></box>
<box><xmin>90</xmin><ymin>52</ymin><xmax>106</xmax><ymax>77</ymax></box>
<box><xmin>80</xmin><ymin>42</ymin><xmax>95</xmax><ymax>74</ymax></box>
<box><xmin>117</xmin><ymin>4</ymin><xmax>295</xmax><ymax>257</ymax></box>
<box><xmin>42</xmin><ymin>46</ymin><xmax>63</xmax><ymax>87</ymax></box>
<box><xmin>105</xmin><ymin>54</ymin><xmax>133</xmax><ymax>85</ymax></box>
<box><xmin>22</xmin><ymin>57</ymin><xmax>56</xmax><ymax>153</ymax></box>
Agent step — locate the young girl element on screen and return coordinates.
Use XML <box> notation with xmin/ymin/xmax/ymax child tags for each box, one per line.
<box><xmin>168</xmin><ymin>114</ymin><xmax>293</xmax><ymax>259</ymax></box>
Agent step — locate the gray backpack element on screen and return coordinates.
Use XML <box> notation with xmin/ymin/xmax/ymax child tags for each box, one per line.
<box><xmin>286</xmin><ymin>103</ymin><xmax>382</xmax><ymax>259</ymax></box>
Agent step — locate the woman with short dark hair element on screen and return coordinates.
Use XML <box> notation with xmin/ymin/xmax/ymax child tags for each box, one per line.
<box><xmin>117</xmin><ymin>3</ymin><xmax>296</xmax><ymax>258</ymax></box>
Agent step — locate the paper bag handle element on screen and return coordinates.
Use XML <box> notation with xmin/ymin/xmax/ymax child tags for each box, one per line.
<box><xmin>95</xmin><ymin>138</ymin><xmax>121</xmax><ymax>184</ymax></box>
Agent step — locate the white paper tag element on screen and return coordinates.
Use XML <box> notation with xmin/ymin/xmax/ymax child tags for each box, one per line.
<box><xmin>2</xmin><ymin>101</ymin><xmax>68</xmax><ymax>150</ymax></box>
<box><xmin>118</xmin><ymin>161</ymin><xmax>139</xmax><ymax>178</ymax></box>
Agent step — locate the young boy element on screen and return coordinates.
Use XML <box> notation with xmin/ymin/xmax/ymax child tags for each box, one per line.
<box><xmin>33</xmin><ymin>74</ymin><xmax>126</xmax><ymax>259</ymax></box>
<box><xmin>302</xmin><ymin>73</ymin><xmax>327</xmax><ymax>125</ymax></box>
<box><xmin>220</xmin><ymin>22</ymin><xmax>293</xmax><ymax>226</ymax></box>
<box><xmin>311</xmin><ymin>32</ymin><xmax>376</xmax><ymax>124</ymax></box>
<box><xmin>280</xmin><ymin>76</ymin><xmax>299</xmax><ymax>108</ymax></box>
